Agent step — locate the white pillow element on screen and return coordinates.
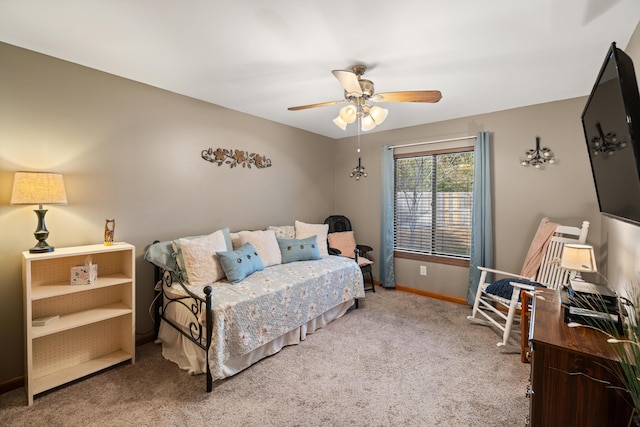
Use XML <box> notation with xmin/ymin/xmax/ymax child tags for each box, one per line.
<box><xmin>178</xmin><ymin>230</ymin><xmax>228</xmax><ymax>286</ymax></box>
<box><xmin>295</xmin><ymin>220</ymin><xmax>329</xmax><ymax>257</ymax></box>
<box><xmin>266</xmin><ymin>225</ymin><xmax>295</xmax><ymax>239</ymax></box>
<box><xmin>238</xmin><ymin>229</ymin><xmax>282</xmax><ymax>267</ymax></box>
<box><xmin>228</xmin><ymin>232</ymin><xmax>242</xmax><ymax>250</ymax></box>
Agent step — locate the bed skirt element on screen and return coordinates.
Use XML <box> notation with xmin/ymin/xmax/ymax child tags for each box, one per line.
<box><xmin>157</xmin><ymin>299</ymin><xmax>355</xmax><ymax>380</ymax></box>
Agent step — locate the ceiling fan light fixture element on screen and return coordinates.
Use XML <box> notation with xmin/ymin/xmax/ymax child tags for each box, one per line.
<box><xmin>369</xmin><ymin>106</ymin><xmax>388</xmax><ymax>124</ymax></box>
<box><xmin>288</xmin><ymin>65</ymin><xmax>442</xmax><ymax>134</ymax></box>
<box><xmin>361</xmin><ymin>114</ymin><xmax>376</xmax><ymax>131</ymax></box>
<box><xmin>333</xmin><ymin>115</ymin><xmax>348</xmax><ymax>130</ymax></box>
<box><xmin>339</xmin><ymin>104</ymin><xmax>357</xmax><ymax>124</ymax></box>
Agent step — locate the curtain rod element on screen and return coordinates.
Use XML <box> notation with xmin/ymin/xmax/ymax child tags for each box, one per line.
<box><xmin>387</xmin><ymin>135</ymin><xmax>476</xmax><ymax>150</ymax></box>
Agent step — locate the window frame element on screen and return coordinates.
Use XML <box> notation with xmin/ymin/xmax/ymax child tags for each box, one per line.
<box><xmin>393</xmin><ymin>146</ymin><xmax>474</xmax><ymax>267</ymax></box>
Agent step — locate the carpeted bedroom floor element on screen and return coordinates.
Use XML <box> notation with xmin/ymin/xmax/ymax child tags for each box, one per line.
<box><xmin>1</xmin><ymin>288</ymin><xmax>530</xmax><ymax>426</ymax></box>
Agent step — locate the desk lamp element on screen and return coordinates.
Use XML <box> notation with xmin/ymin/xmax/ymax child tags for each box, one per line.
<box><xmin>10</xmin><ymin>171</ymin><xmax>68</xmax><ymax>253</ymax></box>
<box><xmin>560</xmin><ymin>244</ymin><xmax>597</xmax><ymax>281</ymax></box>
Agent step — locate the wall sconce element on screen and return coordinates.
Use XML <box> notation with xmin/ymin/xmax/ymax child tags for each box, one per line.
<box><xmin>10</xmin><ymin>171</ymin><xmax>68</xmax><ymax>253</ymax></box>
<box><xmin>560</xmin><ymin>244</ymin><xmax>597</xmax><ymax>281</ymax></box>
<box><xmin>520</xmin><ymin>136</ymin><xmax>555</xmax><ymax>169</ymax></box>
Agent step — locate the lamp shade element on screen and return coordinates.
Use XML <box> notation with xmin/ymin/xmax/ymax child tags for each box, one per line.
<box><xmin>10</xmin><ymin>172</ymin><xmax>68</xmax><ymax>206</ymax></box>
<box><xmin>560</xmin><ymin>244</ymin><xmax>597</xmax><ymax>273</ymax></box>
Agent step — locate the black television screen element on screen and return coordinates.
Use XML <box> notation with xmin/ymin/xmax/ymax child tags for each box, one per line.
<box><xmin>582</xmin><ymin>42</ymin><xmax>640</xmax><ymax>225</ymax></box>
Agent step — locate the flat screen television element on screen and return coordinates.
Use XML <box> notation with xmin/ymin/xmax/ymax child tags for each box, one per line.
<box><xmin>582</xmin><ymin>42</ymin><xmax>640</xmax><ymax>225</ymax></box>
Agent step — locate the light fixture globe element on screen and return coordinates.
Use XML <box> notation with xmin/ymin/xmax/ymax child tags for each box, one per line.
<box><xmin>333</xmin><ymin>115</ymin><xmax>348</xmax><ymax>130</ymax></box>
<box><xmin>332</xmin><ymin>101</ymin><xmax>388</xmax><ymax>131</ymax></box>
<box><xmin>361</xmin><ymin>114</ymin><xmax>376</xmax><ymax>131</ymax></box>
<box><xmin>339</xmin><ymin>104</ymin><xmax>357</xmax><ymax>124</ymax></box>
<box><xmin>369</xmin><ymin>106</ymin><xmax>388</xmax><ymax>125</ymax></box>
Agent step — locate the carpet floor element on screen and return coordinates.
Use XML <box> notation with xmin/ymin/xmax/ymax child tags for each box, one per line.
<box><xmin>1</xmin><ymin>288</ymin><xmax>530</xmax><ymax>426</ymax></box>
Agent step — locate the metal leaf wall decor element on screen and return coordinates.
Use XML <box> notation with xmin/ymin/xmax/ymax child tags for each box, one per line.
<box><xmin>201</xmin><ymin>148</ymin><xmax>272</xmax><ymax>169</ymax></box>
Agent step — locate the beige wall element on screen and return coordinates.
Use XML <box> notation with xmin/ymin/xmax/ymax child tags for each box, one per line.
<box><xmin>334</xmin><ymin>98</ymin><xmax>602</xmax><ymax>300</ymax></box>
<box><xmin>0</xmin><ymin>43</ymin><xmax>336</xmax><ymax>384</ymax></box>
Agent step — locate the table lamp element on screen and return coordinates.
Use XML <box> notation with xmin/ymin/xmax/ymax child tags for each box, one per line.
<box><xmin>560</xmin><ymin>243</ymin><xmax>597</xmax><ymax>281</ymax></box>
<box><xmin>10</xmin><ymin>171</ymin><xmax>68</xmax><ymax>253</ymax></box>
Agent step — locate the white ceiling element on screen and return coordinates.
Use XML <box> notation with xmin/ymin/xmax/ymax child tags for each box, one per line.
<box><xmin>1</xmin><ymin>1</ymin><xmax>639</xmax><ymax>140</ymax></box>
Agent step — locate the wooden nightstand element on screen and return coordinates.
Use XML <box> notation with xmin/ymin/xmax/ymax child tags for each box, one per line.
<box><xmin>22</xmin><ymin>243</ymin><xmax>135</xmax><ymax>405</ymax></box>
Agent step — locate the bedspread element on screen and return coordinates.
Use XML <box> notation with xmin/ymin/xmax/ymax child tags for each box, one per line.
<box><xmin>176</xmin><ymin>255</ymin><xmax>364</xmax><ymax>379</ymax></box>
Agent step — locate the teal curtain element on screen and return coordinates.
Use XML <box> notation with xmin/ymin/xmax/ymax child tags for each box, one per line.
<box><xmin>380</xmin><ymin>145</ymin><xmax>395</xmax><ymax>288</ymax></box>
<box><xmin>466</xmin><ymin>131</ymin><xmax>493</xmax><ymax>305</ymax></box>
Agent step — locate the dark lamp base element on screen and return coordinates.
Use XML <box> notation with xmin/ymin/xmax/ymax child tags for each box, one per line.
<box><xmin>30</xmin><ymin>208</ymin><xmax>55</xmax><ymax>253</ymax></box>
<box><xmin>30</xmin><ymin>245</ymin><xmax>54</xmax><ymax>253</ymax></box>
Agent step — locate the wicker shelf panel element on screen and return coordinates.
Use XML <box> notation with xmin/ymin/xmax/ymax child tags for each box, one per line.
<box><xmin>30</xmin><ymin>250</ymin><xmax>131</xmax><ymax>287</ymax></box>
<box><xmin>32</xmin><ymin>284</ymin><xmax>130</xmax><ymax>319</ymax></box>
<box><xmin>32</xmin><ymin>317</ymin><xmax>130</xmax><ymax>379</ymax></box>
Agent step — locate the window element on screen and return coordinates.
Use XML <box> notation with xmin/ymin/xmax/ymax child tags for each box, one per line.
<box><xmin>394</xmin><ymin>147</ymin><xmax>474</xmax><ymax>265</ymax></box>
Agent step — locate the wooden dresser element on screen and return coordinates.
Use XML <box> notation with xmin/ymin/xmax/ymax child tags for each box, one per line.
<box><xmin>528</xmin><ymin>288</ymin><xmax>634</xmax><ymax>426</ymax></box>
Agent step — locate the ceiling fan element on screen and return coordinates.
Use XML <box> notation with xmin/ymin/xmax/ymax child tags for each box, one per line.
<box><xmin>288</xmin><ymin>65</ymin><xmax>442</xmax><ymax>131</ymax></box>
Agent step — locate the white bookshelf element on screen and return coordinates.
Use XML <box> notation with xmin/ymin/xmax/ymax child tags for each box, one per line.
<box><xmin>22</xmin><ymin>242</ymin><xmax>135</xmax><ymax>405</ymax></box>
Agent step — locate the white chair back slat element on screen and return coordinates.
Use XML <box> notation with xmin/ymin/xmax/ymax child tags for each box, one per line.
<box><xmin>534</xmin><ymin>221</ymin><xmax>589</xmax><ymax>289</ymax></box>
<box><xmin>536</xmin><ymin>239</ymin><xmax>564</xmax><ymax>288</ymax></box>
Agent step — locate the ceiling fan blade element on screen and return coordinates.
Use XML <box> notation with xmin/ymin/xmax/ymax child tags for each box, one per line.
<box><xmin>287</xmin><ymin>100</ymin><xmax>344</xmax><ymax>111</ymax></box>
<box><xmin>332</xmin><ymin>70</ymin><xmax>363</xmax><ymax>96</ymax></box>
<box><xmin>374</xmin><ymin>91</ymin><xmax>442</xmax><ymax>103</ymax></box>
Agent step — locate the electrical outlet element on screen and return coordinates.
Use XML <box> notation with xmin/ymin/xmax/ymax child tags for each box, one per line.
<box><xmin>420</xmin><ymin>265</ymin><xmax>427</xmax><ymax>276</ymax></box>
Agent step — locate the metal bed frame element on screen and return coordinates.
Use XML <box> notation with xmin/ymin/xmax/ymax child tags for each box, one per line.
<box><xmin>151</xmin><ymin>242</ymin><xmax>214</xmax><ymax>392</ymax></box>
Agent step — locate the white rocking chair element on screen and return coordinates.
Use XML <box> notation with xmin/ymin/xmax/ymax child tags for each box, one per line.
<box><xmin>467</xmin><ymin>220</ymin><xmax>590</xmax><ymax>349</ymax></box>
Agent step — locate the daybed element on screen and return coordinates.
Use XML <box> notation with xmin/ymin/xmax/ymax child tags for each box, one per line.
<box><xmin>144</xmin><ymin>222</ymin><xmax>366</xmax><ymax>392</ymax></box>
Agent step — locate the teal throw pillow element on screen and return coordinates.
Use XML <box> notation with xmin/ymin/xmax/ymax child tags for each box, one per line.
<box><xmin>144</xmin><ymin>240</ymin><xmax>178</xmax><ymax>272</ymax></box>
<box><xmin>217</xmin><ymin>243</ymin><xmax>264</xmax><ymax>283</ymax></box>
<box><xmin>277</xmin><ymin>236</ymin><xmax>322</xmax><ymax>264</ymax></box>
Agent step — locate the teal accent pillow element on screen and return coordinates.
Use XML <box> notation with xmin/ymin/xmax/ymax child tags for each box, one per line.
<box><xmin>277</xmin><ymin>236</ymin><xmax>322</xmax><ymax>264</ymax></box>
<box><xmin>216</xmin><ymin>243</ymin><xmax>264</xmax><ymax>283</ymax></box>
<box><xmin>144</xmin><ymin>240</ymin><xmax>178</xmax><ymax>272</ymax></box>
